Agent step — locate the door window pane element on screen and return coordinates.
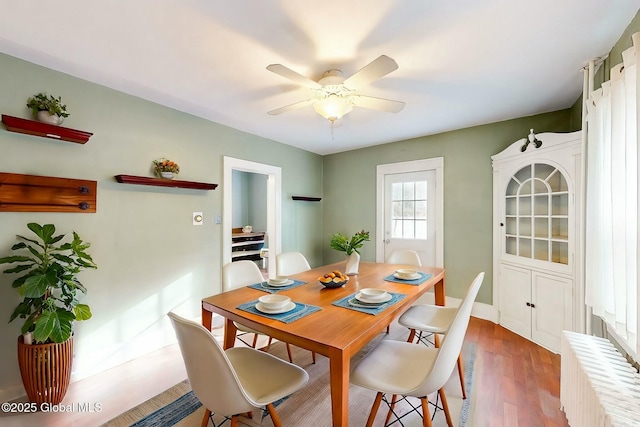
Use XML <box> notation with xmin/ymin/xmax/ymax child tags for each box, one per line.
<box><xmin>390</xmin><ymin>180</ymin><xmax>428</xmax><ymax>239</ymax></box>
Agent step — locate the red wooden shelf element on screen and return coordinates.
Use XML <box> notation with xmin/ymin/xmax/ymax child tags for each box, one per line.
<box><xmin>115</xmin><ymin>175</ymin><xmax>218</xmax><ymax>190</ymax></box>
<box><xmin>2</xmin><ymin>115</ymin><xmax>93</xmax><ymax>144</ymax></box>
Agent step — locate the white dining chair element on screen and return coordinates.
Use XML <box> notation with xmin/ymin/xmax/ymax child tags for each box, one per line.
<box><xmin>222</xmin><ymin>260</ymin><xmax>294</xmax><ymax>362</ymax></box>
<box><xmin>398</xmin><ymin>272</ymin><xmax>484</xmax><ymax>400</ymax></box>
<box><xmin>275</xmin><ymin>251</ymin><xmax>311</xmax><ymax>276</ymax></box>
<box><xmin>168</xmin><ymin>312</ymin><xmax>309</xmax><ymax>427</ymax></box>
<box><xmin>350</xmin><ymin>272</ymin><xmax>484</xmax><ymax>427</ymax></box>
<box><xmin>386</xmin><ymin>249</ymin><xmax>422</xmax><ymax>267</ymax></box>
<box><xmin>273</xmin><ymin>252</ymin><xmax>317</xmax><ymax>364</ymax></box>
<box><xmin>385</xmin><ymin>249</ymin><xmax>422</xmax><ymax>333</ymax></box>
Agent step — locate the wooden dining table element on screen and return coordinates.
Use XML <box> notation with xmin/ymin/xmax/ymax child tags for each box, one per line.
<box><xmin>201</xmin><ymin>261</ymin><xmax>446</xmax><ymax>427</ymax></box>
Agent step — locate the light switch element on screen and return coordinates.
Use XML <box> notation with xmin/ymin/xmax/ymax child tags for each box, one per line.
<box><xmin>215</xmin><ymin>214</ymin><xmax>221</xmax><ymax>224</ymax></box>
<box><xmin>193</xmin><ymin>212</ymin><xmax>203</xmax><ymax>225</ymax></box>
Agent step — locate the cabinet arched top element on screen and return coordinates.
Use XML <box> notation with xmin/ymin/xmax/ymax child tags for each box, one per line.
<box><xmin>492</xmin><ymin>130</ymin><xmax>582</xmax><ymax>167</ymax></box>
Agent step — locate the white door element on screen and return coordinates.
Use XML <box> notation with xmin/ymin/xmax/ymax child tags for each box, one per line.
<box><xmin>531</xmin><ymin>273</ymin><xmax>573</xmax><ymax>352</ymax></box>
<box><xmin>499</xmin><ymin>263</ymin><xmax>532</xmax><ymax>340</ymax></box>
<box><xmin>376</xmin><ymin>158</ymin><xmax>443</xmax><ymax>267</ymax></box>
<box><xmin>383</xmin><ymin>171</ymin><xmax>435</xmax><ymax>265</ymax></box>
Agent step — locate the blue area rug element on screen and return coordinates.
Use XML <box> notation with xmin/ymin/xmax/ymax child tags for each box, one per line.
<box><xmin>112</xmin><ymin>338</ymin><xmax>476</xmax><ymax>427</ymax></box>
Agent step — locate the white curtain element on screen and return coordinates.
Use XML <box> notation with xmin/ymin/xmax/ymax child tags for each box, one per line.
<box><xmin>585</xmin><ymin>33</ymin><xmax>639</xmax><ymax>355</ymax></box>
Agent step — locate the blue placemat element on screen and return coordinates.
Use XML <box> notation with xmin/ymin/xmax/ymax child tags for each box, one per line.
<box><xmin>237</xmin><ymin>300</ymin><xmax>321</xmax><ymax>323</ymax></box>
<box><xmin>383</xmin><ymin>272</ymin><xmax>432</xmax><ymax>285</ymax></box>
<box><xmin>247</xmin><ymin>279</ymin><xmax>307</xmax><ymax>294</ymax></box>
<box><xmin>332</xmin><ymin>292</ymin><xmax>406</xmax><ymax>315</ymax></box>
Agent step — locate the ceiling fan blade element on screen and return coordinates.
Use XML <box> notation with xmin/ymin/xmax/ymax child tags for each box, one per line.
<box><xmin>352</xmin><ymin>95</ymin><xmax>405</xmax><ymax>113</ymax></box>
<box><xmin>266</xmin><ymin>64</ymin><xmax>322</xmax><ymax>89</ymax></box>
<box><xmin>343</xmin><ymin>55</ymin><xmax>399</xmax><ymax>89</ymax></box>
<box><xmin>267</xmin><ymin>98</ymin><xmax>317</xmax><ymax>115</ymax></box>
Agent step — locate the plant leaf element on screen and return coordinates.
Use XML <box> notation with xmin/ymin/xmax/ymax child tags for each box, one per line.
<box><xmin>0</xmin><ymin>255</ymin><xmax>33</xmax><ymax>265</ymax></box>
<box><xmin>74</xmin><ymin>304</ymin><xmax>92</xmax><ymax>321</ymax></box>
<box><xmin>33</xmin><ymin>310</ymin><xmax>55</xmax><ymax>343</ymax></box>
<box><xmin>11</xmin><ymin>242</ymin><xmax>27</xmax><ymax>250</ymax></box>
<box><xmin>21</xmin><ymin>270</ymin><xmax>57</xmax><ymax>298</ymax></box>
<box><xmin>27</xmin><ymin>223</ymin><xmax>43</xmax><ymax>239</ymax></box>
<box><xmin>3</xmin><ymin>264</ymin><xmax>34</xmax><ymax>274</ymax></box>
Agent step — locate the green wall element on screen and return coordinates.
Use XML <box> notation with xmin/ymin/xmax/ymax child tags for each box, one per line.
<box><xmin>0</xmin><ymin>52</ymin><xmax>323</xmax><ymax>392</ymax></box>
<box><xmin>322</xmin><ymin>110</ymin><xmax>572</xmax><ymax>305</ymax></box>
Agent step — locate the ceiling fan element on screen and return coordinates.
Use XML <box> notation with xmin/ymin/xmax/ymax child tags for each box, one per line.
<box><xmin>266</xmin><ymin>55</ymin><xmax>405</xmax><ymax>123</ymax></box>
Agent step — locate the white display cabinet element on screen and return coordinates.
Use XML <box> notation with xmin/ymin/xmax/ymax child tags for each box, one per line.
<box><xmin>492</xmin><ymin>130</ymin><xmax>582</xmax><ymax>352</ymax></box>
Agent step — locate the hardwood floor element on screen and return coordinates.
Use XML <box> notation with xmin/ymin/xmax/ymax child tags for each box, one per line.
<box><xmin>465</xmin><ymin>318</ymin><xmax>569</xmax><ymax>427</ymax></box>
<box><xmin>0</xmin><ymin>317</ymin><xmax>568</xmax><ymax>427</ymax></box>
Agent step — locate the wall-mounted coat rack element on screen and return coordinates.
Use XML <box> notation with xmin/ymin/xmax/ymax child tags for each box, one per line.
<box><xmin>0</xmin><ymin>172</ymin><xmax>97</xmax><ymax>213</ymax></box>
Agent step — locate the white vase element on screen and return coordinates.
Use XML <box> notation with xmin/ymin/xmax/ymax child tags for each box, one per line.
<box><xmin>345</xmin><ymin>252</ymin><xmax>360</xmax><ymax>275</ymax></box>
<box><xmin>160</xmin><ymin>172</ymin><xmax>174</xmax><ymax>179</ymax></box>
<box><xmin>36</xmin><ymin>110</ymin><xmax>64</xmax><ymax>125</ymax></box>
<box><xmin>23</xmin><ymin>332</ymin><xmax>33</xmax><ymax>345</ymax></box>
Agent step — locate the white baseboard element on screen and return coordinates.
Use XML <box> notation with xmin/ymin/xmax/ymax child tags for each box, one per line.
<box><xmin>0</xmin><ymin>383</ymin><xmax>25</xmax><ymax>403</ymax></box>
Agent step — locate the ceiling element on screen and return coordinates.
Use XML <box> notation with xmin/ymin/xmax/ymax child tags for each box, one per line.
<box><xmin>0</xmin><ymin>1</ymin><xmax>639</xmax><ymax>155</ymax></box>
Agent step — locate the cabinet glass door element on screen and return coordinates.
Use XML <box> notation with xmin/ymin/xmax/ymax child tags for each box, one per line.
<box><xmin>505</xmin><ymin>163</ymin><xmax>569</xmax><ymax>264</ymax></box>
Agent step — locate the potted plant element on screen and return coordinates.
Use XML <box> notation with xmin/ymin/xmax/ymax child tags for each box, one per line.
<box><xmin>330</xmin><ymin>230</ymin><xmax>370</xmax><ymax>275</ymax></box>
<box><xmin>26</xmin><ymin>92</ymin><xmax>70</xmax><ymax>126</ymax></box>
<box><xmin>0</xmin><ymin>223</ymin><xmax>97</xmax><ymax>405</ymax></box>
<box><xmin>153</xmin><ymin>158</ymin><xmax>180</xmax><ymax>179</ymax></box>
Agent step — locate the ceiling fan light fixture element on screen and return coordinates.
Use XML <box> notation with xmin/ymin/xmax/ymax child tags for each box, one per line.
<box><xmin>313</xmin><ymin>94</ymin><xmax>353</xmax><ymax>122</ymax></box>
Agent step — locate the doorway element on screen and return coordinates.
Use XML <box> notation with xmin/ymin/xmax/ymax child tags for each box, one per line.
<box><xmin>376</xmin><ymin>158</ymin><xmax>444</xmax><ymax>267</ymax></box>
<box><xmin>223</xmin><ymin>157</ymin><xmax>282</xmax><ymax>288</ymax></box>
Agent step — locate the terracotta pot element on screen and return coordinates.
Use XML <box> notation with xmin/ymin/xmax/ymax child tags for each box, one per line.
<box><xmin>17</xmin><ymin>335</ymin><xmax>73</xmax><ymax>405</ymax></box>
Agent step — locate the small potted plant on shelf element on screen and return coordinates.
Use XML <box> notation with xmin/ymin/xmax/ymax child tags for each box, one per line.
<box><xmin>330</xmin><ymin>229</ymin><xmax>370</xmax><ymax>275</ymax></box>
<box><xmin>0</xmin><ymin>223</ymin><xmax>97</xmax><ymax>405</ymax></box>
<box><xmin>26</xmin><ymin>92</ymin><xmax>70</xmax><ymax>126</ymax></box>
<box><xmin>153</xmin><ymin>158</ymin><xmax>180</xmax><ymax>179</ymax></box>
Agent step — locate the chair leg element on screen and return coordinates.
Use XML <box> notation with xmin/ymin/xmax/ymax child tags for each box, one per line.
<box><xmin>230</xmin><ymin>415</ymin><xmax>239</xmax><ymax>427</ymax></box>
<box><xmin>384</xmin><ymin>394</ymin><xmax>398</xmax><ymax>426</ymax></box>
<box><xmin>407</xmin><ymin>328</ymin><xmax>416</xmax><ymax>343</ymax></box>
<box><xmin>252</xmin><ymin>334</ymin><xmax>259</xmax><ymax>348</ymax></box>
<box><xmin>438</xmin><ymin>388</ymin><xmax>454</xmax><ymax>427</ymax></box>
<box><xmin>266</xmin><ymin>403</ymin><xmax>282</xmax><ymax>427</ymax></box>
<box><xmin>457</xmin><ymin>353</ymin><xmax>466</xmax><ymax>399</ymax></box>
<box><xmin>386</xmin><ymin>325</ymin><xmax>390</xmax><ymax>334</ymax></box>
<box><xmin>366</xmin><ymin>392</ymin><xmax>383</xmax><ymax>427</ymax></box>
<box><xmin>201</xmin><ymin>409</ymin><xmax>211</xmax><ymax>427</ymax></box>
<box><xmin>264</xmin><ymin>336</ymin><xmax>273</xmax><ymax>352</ymax></box>
<box><xmin>312</xmin><ymin>351</ymin><xmax>316</xmax><ymax>364</ymax></box>
<box><xmin>285</xmin><ymin>343</ymin><xmax>293</xmax><ymax>363</ymax></box>
<box><xmin>420</xmin><ymin>396</ymin><xmax>432</xmax><ymax>427</ymax></box>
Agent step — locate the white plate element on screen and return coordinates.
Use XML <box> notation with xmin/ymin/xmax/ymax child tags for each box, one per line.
<box><xmin>266</xmin><ymin>279</ymin><xmax>294</xmax><ymax>287</ymax></box>
<box><xmin>348</xmin><ymin>298</ymin><xmax>388</xmax><ymax>309</ymax></box>
<box><xmin>393</xmin><ymin>272</ymin><xmax>421</xmax><ymax>281</ymax></box>
<box><xmin>255</xmin><ymin>301</ymin><xmax>296</xmax><ymax>314</ymax></box>
<box><xmin>355</xmin><ymin>292</ymin><xmax>392</xmax><ymax>304</ymax></box>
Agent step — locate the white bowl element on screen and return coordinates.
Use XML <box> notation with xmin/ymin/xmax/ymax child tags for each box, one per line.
<box><xmin>396</xmin><ymin>268</ymin><xmax>418</xmax><ymax>279</ymax></box>
<box><xmin>269</xmin><ymin>276</ymin><xmax>289</xmax><ymax>285</ymax></box>
<box><xmin>358</xmin><ymin>288</ymin><xmax>388</xmax><ymax>301</ymax></box>
<box><xmin>258</xmin><ymin>294</ymin><xmax>291</xmax><ymax>309</ymax></box>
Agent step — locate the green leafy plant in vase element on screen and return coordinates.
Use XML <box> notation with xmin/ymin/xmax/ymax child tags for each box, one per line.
<box><xmin>0</xmin><ymin>223</ymin><xmax>97</xmax><ymax>344</ymax></box>
<box><xmin>26</xmin><ymin>92</ymin><xmax>70</xmax><ymax>126</ymax></box>
<box><xmin>330</xmin><ymin>230</ymin><xmax>370</xmax><ymax>275</ymax></box>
